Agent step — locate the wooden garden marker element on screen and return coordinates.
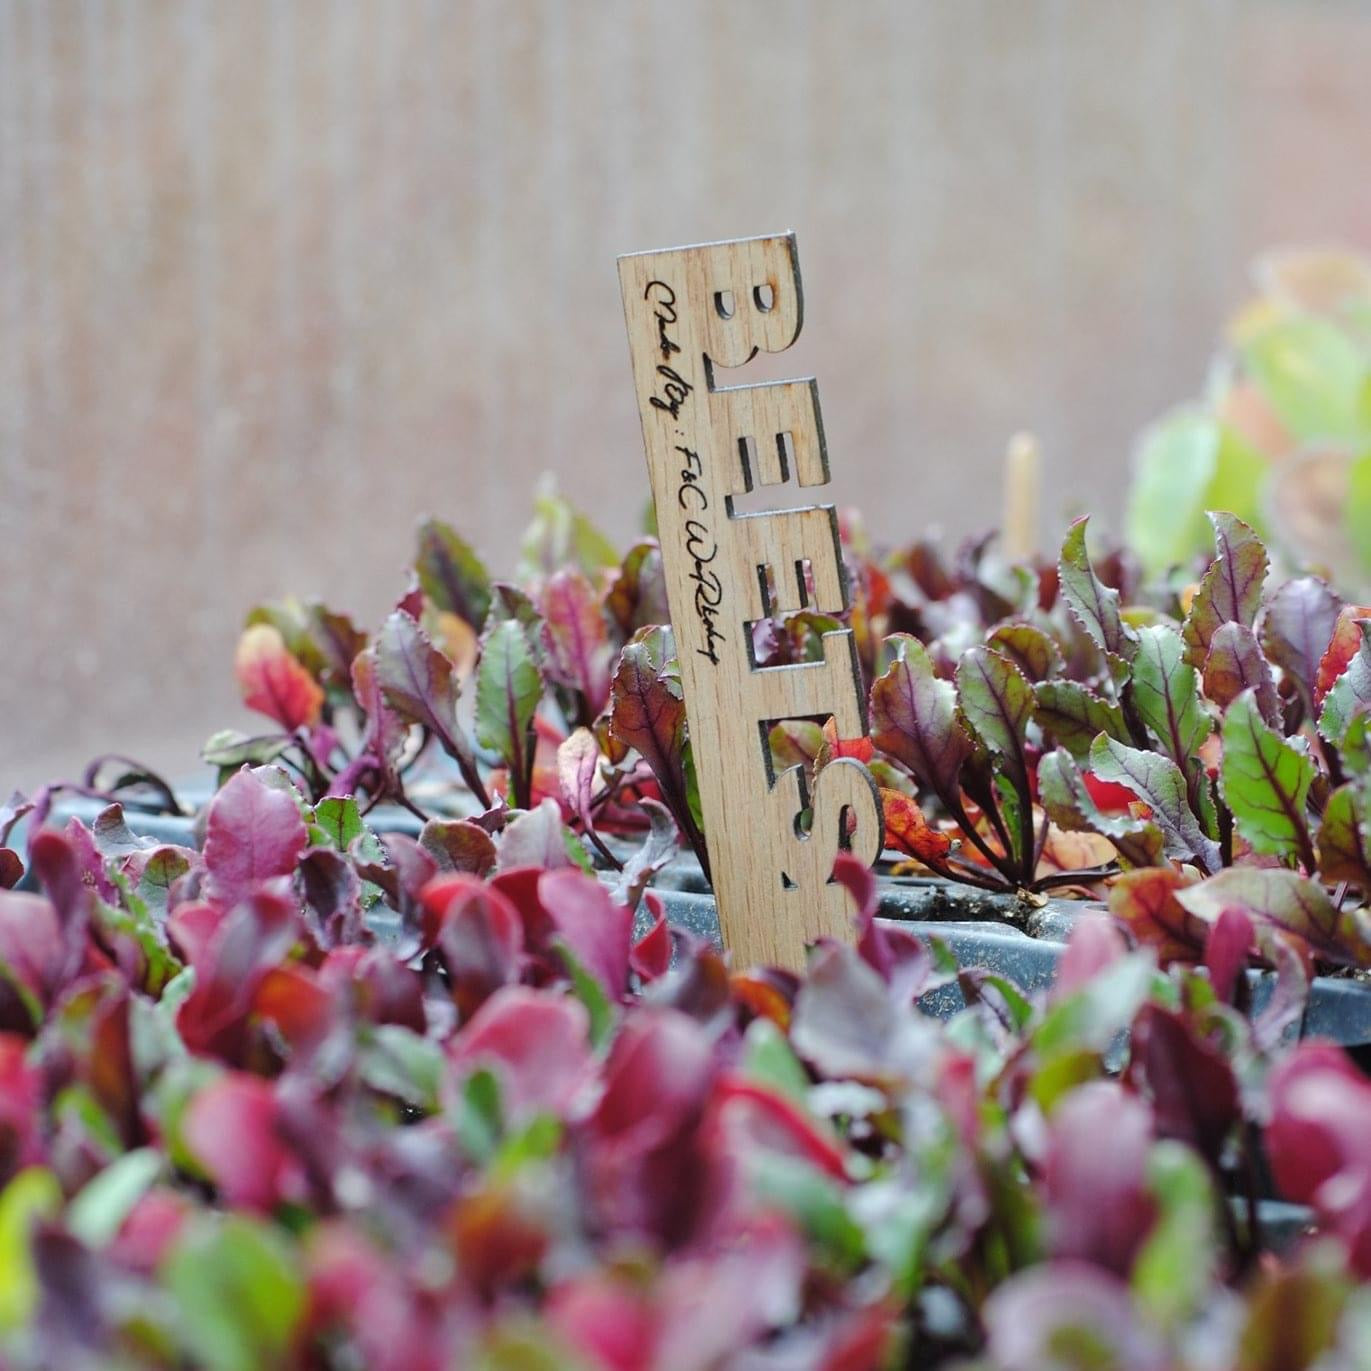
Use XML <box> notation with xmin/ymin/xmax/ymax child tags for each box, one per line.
<box><xmin>618</xmin><ymin>234</ymin><xmax>881</xmax><ymax>968</ymax></box>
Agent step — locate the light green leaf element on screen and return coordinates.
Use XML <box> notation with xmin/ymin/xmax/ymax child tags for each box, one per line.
<box><xmin>752</xmin><ymin>1154</ymin><xmax>866</xmax><ymax>1270</ymax></box>
<box><xmin>1318</xmin><ymin>780</ymin><xmax>1371</xmax><ymax>887</ymax></box>
<box><xmin>163</xmin><ymin>1215</ymin><xmax>307</xmax><ymax>1371</ymax></box>
<box><xmin>312</xmin><ymin>796</ymin><xmax>364</xmax><ymax>852</ymax></box>
<box><xmin>359</xmin><ymin>1025</ymin><xmax>446</xmax><ymax>1113</ymax></box>
<box><xmin>67</xmin><ymin>1148</ymin><xmax>163</xmax><ymax>1248</ymax></box>
<box><xmin>741</xmin><ymin>1018</ymin><xmax>812</xmax><ymax>1102</ymax></box>
<box><xmin>454</xmin><ymin>1068</ymin><xmax>504</xmax><ymax>1165</ymax></box>
<box><xmin>1239</xmin><ymin>311</ymin><xmax>1371</xmax><ymax>446</ymax></box>
<box><xmin>553</xmin><ymin>940</ymin><xmax>615</xmax><ymax>1049</ymax></box>
<box><xmin>0</xmin><ymin>1168</ymin><xmax>61</xmax><ymax>1332</ymax></box>
<box><xmin>476</xmin><ymin>620</ymin><xmax>543</xmax><ymax>764</ymax></box>
<box><xmin>1127</xmin><ymin>409</ymin><xmax>1220</xmax><ymax>574</ymax></box>
<box><xmin>1132</xmin><ymin>1142</ymin><xmax>1216</xmax><ymax>1330</ymax></box>
<box><xmin>1348</xmin><ymin>452</ymin><xmax>1371</xmax><ymax>580</ymax></box>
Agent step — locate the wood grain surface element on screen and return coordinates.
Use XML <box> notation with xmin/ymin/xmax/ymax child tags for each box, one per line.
<box><xmin>620</xmin><ymin>235</ymin><xmax>879</xmax><ymax>968</ymax></box>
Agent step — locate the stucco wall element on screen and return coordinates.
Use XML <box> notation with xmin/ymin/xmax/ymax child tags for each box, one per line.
<box><xmin>4</xmin><ymin>0</ymin><xmax>1370</xmax><ymax>788</ymax></box>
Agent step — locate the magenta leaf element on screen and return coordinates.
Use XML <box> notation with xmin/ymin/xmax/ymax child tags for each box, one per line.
<box><xmin>1043</xmin><ymin>1081</ymin><xmax>1156</xmax><ymax>1273</ymax></box>
<box><xmin>630</xmin><ymin>895</ymin><xmax>671</xmax><ymax>983</ymax></box>
<box><xmin>1052</xmin><ymin>916</ymin><xmax>1127</xmax><ymax>1001</ymax></box>
<box><xmin>421</xmin><ymin>874</ymin><xmax>524</xmax><ymax>1015</ymax></box>
<box><xmin>448</xmin><ymin>986</ymin><xmax>593</xmax><ymax>1123</ymax></box>
<box><xmin>1131</xmin><ymin>1004</ymin><xmax>1238</xmax><ymax>1164</ymax></box>
<box><xmin>298</xmin><ymin>848</ymin><xmax>364</xmax><ymax>948</ymax></box>
<box><xmin>497</xmin><ymin>799</ymin><xmax>581</xmax><ymax>874</ymax></box>
<box><xmin>983</xmin><ymin>1263</ymin><xmax>1165</xmax><ymax>1371</ymax></box>
<box><xmin>540</xmin><ymin>569</ymin><xmax>613</xmax><ymax>720</ymax></box>
<box><xmin>202</xmin><ymin>769</ymin><xmax>308</xmax><ymax>911</ymax></box>
<box><xmin>183</xmin><ymin>1074</ymin><xmax>288</xmax><ymax>1212</ymax></box>
<box><xmin>1266</xmin><ymin>1042</ymin><xmax>1371</xmax><ymax>1275</ymax></box>
<box><xmin>1204</xmin><ymin>907</ymin><xmax>1255</xmax><ymax>1004</ymax></box>
<box><xmin>0</xmin><ymin>890</ymin><xmax>65</xmax><ymax>1029</ymax></box>
<box><xmin>539</xmin><ymin>868</ymin><xmax>633</xmax><ymax>1000</ymax></box>
<box><xmin>174</xmin><ymin>889</ymin><xmax>300</xmax><ymax>1060</ymax></box>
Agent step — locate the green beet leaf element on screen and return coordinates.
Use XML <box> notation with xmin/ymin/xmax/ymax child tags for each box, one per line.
<box><xmin>1220</xmin><ymin>689</ymin><xmax>1318</xmax><ymax>869</ymax></box>
<box><xmin>955</xmin><ymin>647</ymin><xmax>1036</xmax><ymax>866</ymax></box>
<box><xmin>1128</xmin><ymin>624</ymin><xmax>1212</xmax><ymax>775</ymax></box>
<box><xmin>1176</xmin><ymin>867</ymin><xmax>1371</xmax><ymax>969</ymax></box>
<box><xmin>1317</xmin><ymin>780</ymin><xmax>1371</xmax><ymax>888</ymax></box>
<box><xmin>1088</xmin><ymin>735</ymin><xmax>1221</xmax><ymax>873</ymax></box>
<box><xmin>1032</xmin><ymin>679</ymin><xmax>1127</xmax><ymax>760</ymax></box>
<box><xmin>1181</xmin><ymin>512</ymin><xmax>1269</xmax><ymax>669</ymax></box>
<box><xmin>312</xmin><ymin>795</ymin><xmax>364</xmax><ymax>852</ymax></box>
<box><xmin>415</xmin><ymin>516</ymin><xmax>492</xmax><ymax>628</ymax></box>
<box><xmin>476</xmin><ymin>618</ymin><xmax>544</xmax><ymax>812</ymax></box>
<box><xmin>1038</xmin><ymin>749</ymin><xmax>1163</xmax><ymax>870</ymax></box>
<box><xmin>1058</xmin><ymin>516</ymin><xmax>1136</xmax><ymax>665</ymax></box>
<box><xmin>163</xmin><ymin>1214</ymin><xmax>307</xmax><ymax>1371</ymax></box>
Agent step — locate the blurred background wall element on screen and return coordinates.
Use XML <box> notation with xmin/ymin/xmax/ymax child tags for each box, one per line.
<box><xmin>3</xmin><ymin>0</ymin><xmax>1370</xmax><ymax>790</ymax></box>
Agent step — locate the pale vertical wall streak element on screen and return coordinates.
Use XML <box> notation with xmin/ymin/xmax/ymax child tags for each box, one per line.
<box><xmin>328</xmin><ymin>0</ymin><xmax>361</xmax><ymax>500</ymax></box>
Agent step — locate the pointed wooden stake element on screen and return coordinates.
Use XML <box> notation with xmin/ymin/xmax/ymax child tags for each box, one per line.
<box><xmin>618</xmin><ymin>234</ymin><xmax>880</xmax><ymax>969</ymax></box>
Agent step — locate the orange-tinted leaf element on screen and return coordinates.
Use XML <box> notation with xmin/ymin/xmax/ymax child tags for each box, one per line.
<box><xmin>1108</xmin><ymin>867</ymin><xmax>1206</xmax><ymax>965</ymax></box>
<box><xmin>234</xmin><ymin>623</ymin><xmax>324</xmax><ymax>730</ymax></box>
<box><xmin>1314</xmin><ymin>605</ymin><xmax>1371</xmax><ymax>708</ymax></box>
<box><xmin>730</xmin><ymin>972</ymin><xmax>793</xmax><ymax>1029</ymax></box>
<box><xmin>1038</xmin><ymin>824</ymin><xmax>1117</xmax><ymax>875</ymax></box>
<box><xmin>880</xmin><ymin>788</ymin><xmax>952</xmax><ymax>865</ymax></box>
<box><xmin>820</xmin><ymin>717</ymin><xmax>875</xmax><ymax>766</ymax></box>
